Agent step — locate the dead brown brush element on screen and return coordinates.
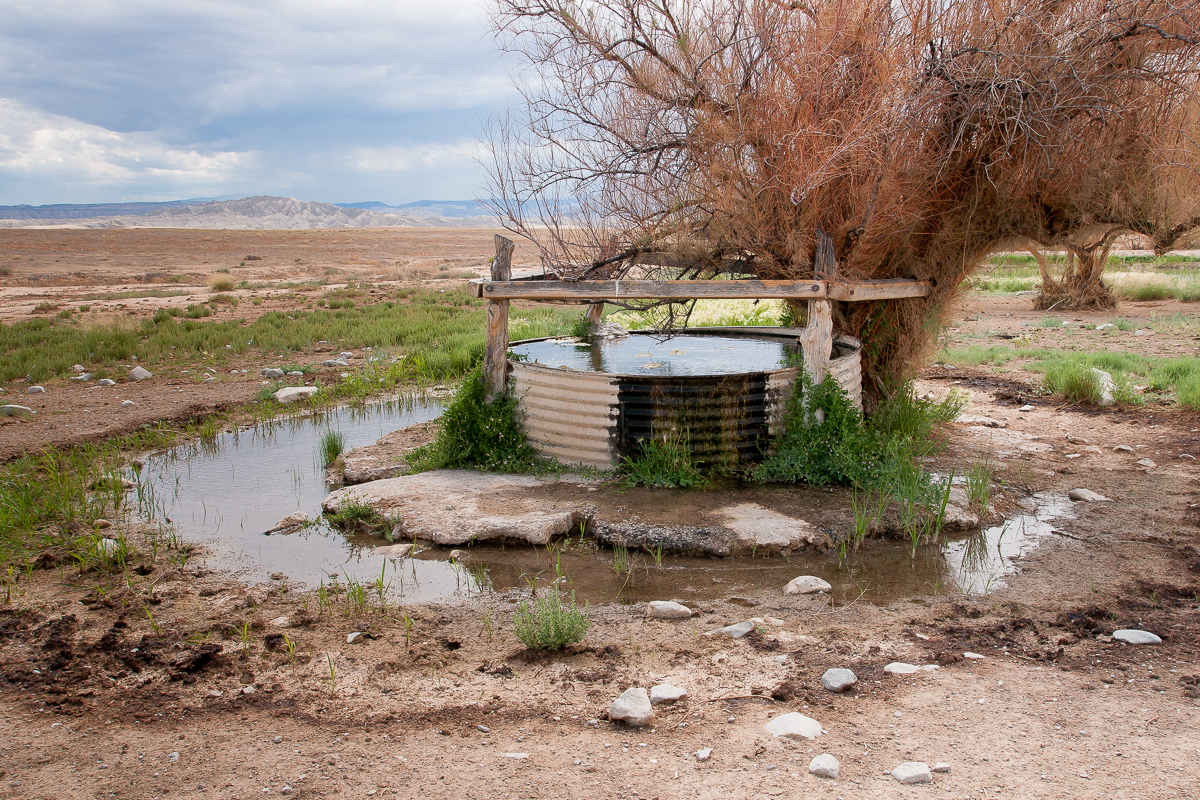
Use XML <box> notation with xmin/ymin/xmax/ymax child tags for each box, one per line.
<box><xmin>487</xmin><ymin>0</ymin><xmax>1200</xmax><ymax>395</ymax></box>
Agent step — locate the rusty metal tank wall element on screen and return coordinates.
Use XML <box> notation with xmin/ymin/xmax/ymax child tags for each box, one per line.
<box><xmin>508</xmin><ymin>329</ymin><xmax>862</xmax><ymax>469</ymax></box>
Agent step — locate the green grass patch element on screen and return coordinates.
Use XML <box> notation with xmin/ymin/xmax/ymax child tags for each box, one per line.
<box><xmin>82</xmin><ymin>289</ymin><xmax>191</xmax><ymax>302</ymax></box>
<box><xmin>0</xmin><ymin>287</ymin><xmax>576</xmax><ymax>383</ymax></box>
<box><xmin>941</xmin><ymin>345</ymin><xmax>1016</xmax><ymax>366</ymax></box>
<box><xmin>0</xmin><ymin>426</ymin><xmax>180</xmax><ymax>569</ymax></box>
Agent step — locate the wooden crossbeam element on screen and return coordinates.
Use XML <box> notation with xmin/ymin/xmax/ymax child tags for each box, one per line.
<box><xmin>470</xmin><ymin>278</ymin><xmax>930</xmax><ymax>301</ymax></box>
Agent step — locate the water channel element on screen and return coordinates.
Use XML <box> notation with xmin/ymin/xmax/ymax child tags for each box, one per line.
<box><xmin>130</xmin><ymin>399</ymin><xmax>1070</xmax><ymax>606</ymax></box>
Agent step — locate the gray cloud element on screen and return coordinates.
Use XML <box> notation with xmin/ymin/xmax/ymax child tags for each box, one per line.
<box><xmin>0</xmin><ymin>0</ymin><xmax>508</xmax><ymax>204</ymax></box>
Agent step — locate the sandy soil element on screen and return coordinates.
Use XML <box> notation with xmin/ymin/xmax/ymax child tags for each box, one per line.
<box><xmin>1</xmin><ymin>229</ymin><xmax>1199</xmax><ymax>799</ymax></box>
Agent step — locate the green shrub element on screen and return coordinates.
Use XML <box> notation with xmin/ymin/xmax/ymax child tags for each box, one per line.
<box><xmin>408</xmin><ymin>365</ymin><xmax>540</xmax><ymax>473</ymax></box>
<box><xmin>513</xmin><ymin>590</ymin><xmax>590</xmax><ymax>651</ymax></box>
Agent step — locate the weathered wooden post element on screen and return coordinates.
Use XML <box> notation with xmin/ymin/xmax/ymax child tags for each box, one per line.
<box><xmin>586</xmin><ymin>301</ymin><xmax>605</xmax><ymax>326</ymax></box>
<box><xmin>798</xmin><ymin>230</ymin><xmax>836</xmax><ymax>387</ymax></box>
<box><xmin>484</xmin><ymin>234</ymin><xmax>514</xmax><ymax>403</ymax></box>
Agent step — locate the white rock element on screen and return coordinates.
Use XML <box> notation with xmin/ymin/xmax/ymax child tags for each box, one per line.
<box><xmin>25</xmin><ymin>385</ymin><xmax>45</xmax><ymax>394</ymax></box>
<box><xmin>346</xmin><ymin>631</ymin><xmax>366</xmax><ymax>645</ymax></box>
<box><xmin>241</xmin><ymin>686</ymin><xmax>256</xmax><ymax>695</ymax></box>
<box><xmin>339</xmin><ymin>351</ymin><xmax>354</xmax><ymax>358</ymax></box>
<box><xmin>694</xmin><ymin>748</ymin><xmax>713</xmax><ymax>762</ymax></box>
<box><xmin>1018</xmin><ymin>404</ymin><xmax>1034</xmax><ymax>412</ymax></box>
<box><xmin>957</xmin><ymin>414</ymin><xmax>1006</xmax><ymax>428</ymax></box>
<box><xmin>764</xmin><ymin>712</ymin><xmax>823</xmax><ymax>740</ymax></box>
<box><xmin>893</xmin><ymin>762</ymin><xmax>933</xmax><ymax>784</ymax></box>
<box><xmin>704</xmin><ymin>621</ymin><xmax>756</xmax><ymax>638</ymax></box>
<box><xmin>963</xmin><ymin>652</ymin><xmax>986</xmax><ymax>659</ymax></box>
<box><xmin>269</xmin><ymin>616</ymin><xmax>292</xmax><ymax>628</ymax></box>
<box><xmin>98</xmin><ymin>378</ymin><xmax>116</xmax><ymax>386</ymax></box>
<box><xmin>1095</xmin><ymin>323</ymin><xmax>1115</xmax><ymax>330</ymax></box>
<box><xmin>0</xmin><ymin>405</ymin><xmax>35</xmax><ymax>417</ymax></box>
<box><xmin>374</xmin><ymin>543</ymin><xmax>414</xmax><ymax>557</ymax></box>
<box><xmin>274</xmin><ymin>386</ymin><xmax>319</xmax><ymax>404</ymax></box>
<box><xmin>1114</xmin><ymin>444</ymin><xmax>1134</xmax><ymax>452</ymax></box>
<box><xmin>204</xmin><ymin>377</ymin><xmax>216</xmax><ymax>384</ymax></box>
<box><xmin>821</xmin><ymin>668</ymin><xmax>858</xmax><ymax>692</ymax></box>
<box><xmin>609</xmin><ymin>688</ymin><xmax>654</xmax><ymax>727</ymax></box>
<box><xmin>1136</xmin><ymin>458</ymin><xmax>1156</xmax><ymax>469</ymax></box>
<box><xmin>323</xmin><ymin>358</ymin><xmax>348</xmax><ymax>367</ymax></box>
<box><xmin>932</xmin><ymin>763</ymin><xmax>952</xmax><ymax>773</ymax></box>
<box><xmin>884</xmin><ymin>662</ymin><xmax>919</xmax><ymax>675</ymax></box>
<box><xmin>647</xmin><ymin>600</ymin><xmax>692</xmax><ymax>619</ymax></box>
<box><xmin>264</xmin><ymin>512</ymin><xmax>308</xmax><ymax>534</ymax></box>
<box><xmin>129</xmin><ymin>366</ymin><xmax>153</xmax><ymax>381</ymax></box>
<box><xmin>1113</xmin><ymin>629</ymin><xmax>1161</xmax><ymax>645</ymax></box>
<box><xmin>168</xmin><ymin>751</ymin><xmax>179</xmax><ymax>763</ymax></box>
<box><xmin>262</xmin><ymin>368</ymin><xmax>285</xmax><ymax>379</ymax></box>
<box><xmin>808</xmin><ymin>754</ymin><xmax>840</xmax><ymax>779</ymax></box>
<box><xmin>287</xmin><ymin>371</ymin><xmax>304</xmax><ymax>376</ymax></box>
<box><xmin>1068</xmin><ymin>488</ymin><xmax>1110</xmax><ymax>502</ymax></box>
<box><xmin>502</xmin><ymin>753</ymin><xmax>528</xmax><ymax>760</ymax></box>
<box><xmin>120</xmin><ymin>400</ymin><xmax>136</xmax><ymax>409</ymax></box>
<box><xmin>649</xmin><ymin>684</ymin><xmax>687</xmax><ymax>705</ymax></box>
<box><xmin>72</xmin><ymin>364</ymin><xmax>85</xmax><ymax>373</ymax></box>
<box><xmin>1090</xmin><ymin>368</ymin><xmax>1115</xmax><ymax>406</ymax></box>
<box><xmin>784</xmin><ymin>575</ymin><xmax>831</xmax><ymax>595</ymax></box>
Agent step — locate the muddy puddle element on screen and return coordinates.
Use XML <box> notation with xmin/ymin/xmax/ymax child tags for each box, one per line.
<box><xmin>131</xmin><ymin>402</ymin><xmax>1073</xmax><ymax>608</ymax></box>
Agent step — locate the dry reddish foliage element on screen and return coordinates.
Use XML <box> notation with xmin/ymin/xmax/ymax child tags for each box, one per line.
<box><xmin>487</xmin><ymin>0</ymin><xmax>1200</xmax><ymax>390</ymax></box>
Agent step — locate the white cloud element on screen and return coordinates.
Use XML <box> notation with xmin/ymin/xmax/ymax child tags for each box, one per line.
<box><xmin>348</xmin><ymin>141</ymin><xmax>487</xmax><ymax>173</ymax></box>
<box><xmin>0</xmin><ymin>98</ymin><xmax>251</xmax><ymax>192</ymax></box>
<box><xmin>0</xmin><ymin>0</ymin><xmax>511</xmax><ymax>202</ymax></box>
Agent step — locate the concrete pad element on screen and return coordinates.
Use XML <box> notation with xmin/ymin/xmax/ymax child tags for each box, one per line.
<box><xmin>322</xmin><ymin>469</ymin><xmax>593</xmax><ymax>546</ymax></box>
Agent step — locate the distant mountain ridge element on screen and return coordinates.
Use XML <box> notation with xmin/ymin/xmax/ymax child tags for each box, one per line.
<box><xmin>0</xmin><ymin>200</ymin><xmax>200</xmax><ymax>220</ymax></box>
<box><xmin>0</xmin><ymin>196</ymin><xmax>499</xmax><ymax>229</ymax></box>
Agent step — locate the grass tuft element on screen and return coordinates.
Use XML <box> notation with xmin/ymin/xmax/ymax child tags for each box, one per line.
<box><xmin>1044</xmin><ymin>362</ymin><xmax>1102</xmax><ymax>404</ymax></box>
<box><xmin>319</xmin><ymin>430</ymin><xmax>347</xmax><ymax>467</ymax></box>
<box><xmin>513</xmin><ymin>590</ymin><xmax>590</xmax><ymax>651</ymax></box>
<box><xmin>622</xmin><ymin>428</ymin><xmax>707</xmax><ymax>488</ymax></box>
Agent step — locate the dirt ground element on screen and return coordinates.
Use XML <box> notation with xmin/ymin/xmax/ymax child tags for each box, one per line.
<box><xmin>2</xmin><ymin>229</ymin><xmax>1200</xmax><ymax>799</ymax></box>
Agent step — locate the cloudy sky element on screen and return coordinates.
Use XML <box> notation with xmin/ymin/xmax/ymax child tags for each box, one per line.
<box><xmin>0</xmin><ymin>0</ymin><xmax>510</xmax><ymax>205</ymax></box>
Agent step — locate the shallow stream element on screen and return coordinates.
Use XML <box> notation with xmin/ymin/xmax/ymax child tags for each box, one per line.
<box><xmin>131</xmin><ymin>401</ymin><xmax>1071</xmax><ymax>607</ymax></box>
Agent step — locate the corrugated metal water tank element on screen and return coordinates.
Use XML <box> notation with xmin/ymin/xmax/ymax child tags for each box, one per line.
<box><xmin>509</xmin><ymin>328</ymin><xmax>861</xmax><ymax>469</ymax></box>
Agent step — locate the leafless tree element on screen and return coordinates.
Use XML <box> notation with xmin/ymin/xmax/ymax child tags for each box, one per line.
<box><xmin>485</xmin><ymin>0</ymin><xmax>1200</xmax><ymax>391</ymax></box>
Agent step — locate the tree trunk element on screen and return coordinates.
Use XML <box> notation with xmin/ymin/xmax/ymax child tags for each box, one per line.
<box><xmin>1034</xmin><ymin>244</ymin><xmax>1117</xmax><ymax>310</ymax></box>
